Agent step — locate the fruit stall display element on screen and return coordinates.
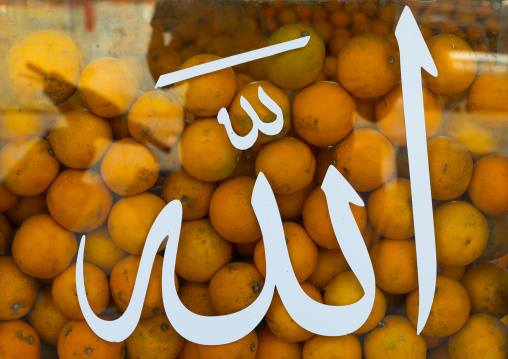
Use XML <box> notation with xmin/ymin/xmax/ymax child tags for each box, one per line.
<box><xmin>0</xmin><ymin>0</ymin><xmax>507</xmax><ymax>358</ymax></box>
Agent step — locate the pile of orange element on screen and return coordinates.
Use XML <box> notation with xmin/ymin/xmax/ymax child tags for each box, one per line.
<box><xmin>0</xmin><ymin>0</ymin><xmax>507</xmax><ymax>358</ymax></box>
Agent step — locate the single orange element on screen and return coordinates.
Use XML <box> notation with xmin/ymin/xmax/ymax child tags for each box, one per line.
<box><xmin>468</xmin><ymin>153</ymin><xmax>508</xmax><ymax>216</ymax></box>
<box><xmin>48</xmin><ymin>109</ymin><xmax>113</xmax><ymax>169</ymax></box>
<box><xmin>0</xmin><ymin>137</ymin><xmax>60</xmax><ymax>196</ymax></box>
<box><xmin>79</xmin><ymin>57</ymin><xmax>139</xmax><ymax>118</ymax></box>
<box><xmin>0</xmin><ymin>320</ymin><xmax>41</xmax><ymax>359</ymax></box>
<box><xmin>209</xmin><ymin>176</ymin><xmax>262</xmax><ymax>244</ymax></box>
<box><xmin>107</xmin><ymin>192</ymin><xmax>166</xmax><ymax>255</ymax></box>
<box><xmin>11</xmin><ymin>214</ymin><xmax>77</xmax><ymax>279</ymax></box>
<box><xmin>254</xmin><ymin>222</ymin><xmax>318</xmax><ymax>283</ymax></box>
<box><xmin>448</xmin><ymin>313</ymin><xmax>508</xmax><ymax>359</ymax></box>
<box><xmin>47</xmin><ymin>169</ymin><xmax>113</xmax><ymax>232</ymax></box>
<box><xmin>292</xmin><ymin>81</ymin><xmax>355</xmax><ymax>147</ymax></box>
<box><xmin>364</xmin><ymin>315</ymin><xmax>426</xmax><ymax>359</ymax></box>
<box><xmin>263</xmin><ymin>22</ymin><xmax>325</xmax><ymax>90</ymax></box>
<box><xmin>175</xmin><ymin>54</ymin><xmax>236</xmax><ymax>117</ymax></box>
<box><xmin>255</xmin><ymin>137</ymin><xmax>316</xmax><ymax>195</ymax></box>
<box><xmin>337</xmin><ymin>33</ymin><xmax>400</xmax><ymax>98</ymax></box>
<box><xmin>127</xmin><ymin>90</ymin><xmax>185</xmax><ymax>149</ymax></box>
<box><xmin>423</xmin><ymin>34</ymin><xmax>477</xmax><ymax>96</ymax></box>
<box><xmin>178</xmin><ymin>117</ymin><xmax>241</xmax><ymax>182</ymax></box>
<box><xmin>434</xmin><ymin>201</ymin><xmax>489</xmax><ymax>266</ymax></box>
<box><xmin>208</xmin><ymin>262</ymin><xmax>264</xmax><ymax>315</ymax></box>
<box><xmin>367</xmin><ymin>178</ymin><xmax>414</xmax><ymax>240</ymax></box>
<box><xmin>406</xmin><ymin>275</ymin><xmax>470</xmax><ymax>337</ymax></box>
<box><xmin>0</xmin><ymin>256</ymin><xmax>38</xmax><ymax>321</ymax></box>
<box><xmin>229</xmin><ymin>81</ymin><xmax>291</xmax><ymax>144</ymax></box>
<box><xmin>175</xmin><ymin>218</ymin><xmax>233</xmax><ymax>282</ymax></box>
<box><xmin>369</xmin><ymin>238</ymin><xmax>419</xmax><ymax>294</ymax></box>
<box><xmin>333</xmin><ymin>129</ymin><xmax>396</xmax><ymax>192</ymax></box>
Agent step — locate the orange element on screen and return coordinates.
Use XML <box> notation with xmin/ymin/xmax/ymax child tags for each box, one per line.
<box><xmin>333</xmin><ymin>129</ymin><xmax>396</xmax><ymax>192</ymax></box>
<box><xmin>369</xmin><ymin>238</ymin><xmax>419</xmax><ymax>294</ymax></box>
<box><xmin>0</xmin><ymin>213</ymin><xmax>11</xmax><ymax>255</ymax></box>
<box><xmin>0</xmin><ymin>107</ymin><xmax>48</xmax><ymax>145</ymax></box>
<box><xmin>437</xmin><ymin>263</ymin><xmax>467</xmax><ymax>282</ymax></box>
<box><xmin>178</xmin><ymin>117</ymin><xmax>241</xmax><ymax>182</ymax></box>
<box><xmin>175</xmin><ymin>218</ymin><xmax>233</xmax><ymax>282</ymax></box>
<box><xmin>0</xmin><ymin>136</ymin><xmax>60</xmax><ymax>196</ymax></box>
<box><xmin>12</xmin><ymin>214</ymin><xmax>77</xmax><ymax>279</ymax></box>
<box><xmin>422</xmin><ymin>34</ymin><xmax>477</xmax><ymax>96</ymax></box>
<box><xmin>209</xmin><ymin>176</ymin><xmax>262</xmax><ymax>244</ymax></box>
<box><xmin>110</xmin><ymin>254</ymin><xmax>167</xmax><ymax>319</ymax></box>
<box><xmin>265</xmin><ymin>282</ymin><xmax>323</xmax><ymax>342</ymax></box>
<box><xmin>460</xmin><ymin>262</ymin><xmax>508</xmax><ymax>318</ymax></box>
<box><xmin>263</xmin><ymin>23</ymin><xmax>325</xmax><ymax>90</ymax></box>
<box><xmin>48</xmin><ymin>109</ymin><xmax>113</xmax><ymax>169</ymax></box>
<box><xmin>349</xmin><ymin>12</ymin><xmax>371</xmax><ymax>36</ymax></box>
<box><xmin>478</xmin><ymin>215</ymin><xmax>508</xmax><ymax>261</ymax></box>
<box><xmin>442</xmin><ymin>105</ymin><xmax>507</xmax><ymax>160</ymax></box>
<box><xmin>107</xmin><ymin>192</ymin><xmax>166</xmax><ymax>255</ymax></box>
<box><xmin>312</xmin><ymin>19</ymin><xmax>333</xmax><ymax>44</ymax></box>
<box><xmin>337</xmin><ymin>33</ymin><xmax>400</xmax><ymax>98</ymax></box>
<box><xmin>27</xmin><ymin>287</ymin><xmax>69</xmax><ymax>346</ymax></box>
<box><xmin>0</xmin><ymin>182</ymin><xmax>19</xmax><ymax>212</ymax></box>
<box><xmin>83</xmin><ymin>226</ymin><xmax>127</xmax><ymax>276</ymax></box>
<box><xmin>79</xmin><ymin>57</ymin><xmax>139</xmax><ymax>118</ymax></box>
<box><xmin>367</xmin><ymin>178</ymin><xmax>414</xmax><ymax>240</ymax></box>
<box><xmin>147</xmin><ymin>47</ymin><xmax>181</xmax><ymax>82</ymax></box>
<box><xmin>255</xmin><ymin>137</ymin><xmax>316</xmax><ymax>195</ymax></box>
<box><xmin>6</xmin><ymin>30</ymin><xmax>82</xmax><ymax>109</ymax></box>
<box><xmin>126</xmin><ymin>313</ymin><xmax>184</xmax><ymax>359</ymax></box>
<box><xmin>100</xmin><ymin>137</ymin><xmax>160</xmax><ymax>196</ymax></box>
<box><xmin>427</xmin><ymin>136</ymin><xmax>473</xmax><ymax>200</ymax></box>
<box><xmin>178</xmin><ymin>340</ymin><xmax>201</xmax><ymax>359</ymax></box>
<box><xmin>275</xmin><ymin>180</ymin><xmax>316</xmax><ymax>221</ymax></box>
<box><xmin>254</xmin><ymin>221</ymin><xmax>318</xmax><ymax>283</ymax></box>
<box><xmin>196</xmin><ymin>330</ymin><xmax>258</xmax><ymax>359</ymax></box>
<box><xmin>52</xmin><ymin>263</ymin><xmax>110</xmax><ymax>320</ymax></box>
<box><xmin>302</xmin><ymin>334</ymin><xmax>362</xmax><ymax>359</ymax></box>
<box><xmin>178</xmin><ymin>281</ymin><xmax>216</xmax><ymax>316</ymax></box>
<box><xmin>330</xmin><ymin>10</ymin><xmax>351</xmax><ymax>27</ymax></box>
<box><xmin>228</xmin><ymin>81</ymin><xmax>291</xmax><ymax>144</ymax></box>
<box><xmin>0</xmin><ymin>320</ymin><xmax>40</xmax><ymax>359</ymax></box>
<box><xmin>468</xmin><ymin>153</ymin><xmax>508</xmax><ymax>216</ymax></box>
<box><xmin>406</xmin><ymin>275</ymin><xmax>470</xmax><ymax>337</ymax></box>
<box><xmin>175</xmin><ymin>54</ymin><xmax>236</xmax><ymax>117</ymax></box>
<box><xmin>57</xmin><ymin>320</ymin><xmax>125</xmax><ymax>359</ymax></box>
<box><xmin>467</xmin><ymin>67</ymin><xmax>508</xmax><ymax>129</ymax></box>
<box><xmin>328</xmin><ymin>30</ymin><xmax>351</xmax><ymax>56</ymax></box>
<box><xmin>434</xmin><ymin>201</ymin><xmax>489</xmax><ymax>266</ymax></box>
<box><xmin>302</xmin><ymin>186</ymin><xmax>367</xmax><ymax>250</ymax></box>
<box><xmin>208</xmin><ymin>262</ymin><xmax>264</xmax><ymax>315</ymax></box>
<box><xmin>325</xmin><ymin>270</ymin><xmax>387</xmax><ymax>334</ymax></box>
<box><xmin>6</xmin><ymin>192</ymin><xmax>49</xmax><ymax>225</ymax></box>
<box><xmin>448</xmin><ymin>313</ymin><xmax>508</xmax><ymax>359</ymax></box>
<box><xmin>236</xmin><ymin>72</ymin><xmax>254</xmax><ymax>91</ymax></box>
<box><xmin>257</xmin><ymin>324</ymin><xmax>303</xmax><ymax>358</ymax></box>
<box><xmin>364</xmin><ymin>315</ymin><xmax>426</xmax><ymax>359</ymax></box>
<box><xmin>161</xmin><ymin>168</ymin><xmax>216</xmax><ymax>221</ymax></box>
<box><xmin>0</xmin><ymin>256</ymin><xmax>38</xmax><ymax>320</ymax></box>
<box><xmin>47</xmin><ymin>169</ymin><xmax>113</xmax><ymax>232</ymax></box>
<box><xmin>127</xmin><ymin>90</ymin><xmax>185</xmax><ymax>150</ymax></box>
<box><xmin>292</xmin><ymin>81</ymin><xmax>355</xmax><ymax>147</ymax></box>
<box><xmin>374</xmin><ymin>84</ymin><xmax>442</xmax><ymax>146</ymax></box>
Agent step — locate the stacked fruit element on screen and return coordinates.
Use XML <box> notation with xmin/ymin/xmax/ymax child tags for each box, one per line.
<box><xmin>0</xmin><ymin>1</ymin><xmax>507</xmax><ymax>359</ymax></box>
